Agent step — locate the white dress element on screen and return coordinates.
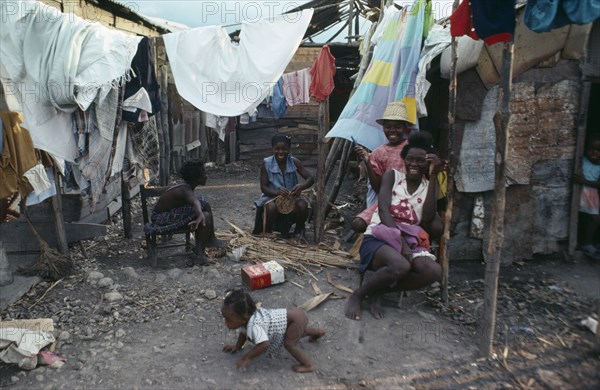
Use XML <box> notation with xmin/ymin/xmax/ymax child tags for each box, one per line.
<box><xmin>365</xmin><ymin>169</ymin><xmax>429</xmax><ymax>235</ymax></box>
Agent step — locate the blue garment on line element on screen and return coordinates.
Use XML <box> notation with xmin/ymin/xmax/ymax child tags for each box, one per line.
<box><xmin>524</xmin><ymin>0</ymin><xmax>600</xmax><ymax>33</ymax></box>
<box><xmin>272</xmin><ymin>78</ymin><xmax>287</xmax><ymax>120</ymax></box>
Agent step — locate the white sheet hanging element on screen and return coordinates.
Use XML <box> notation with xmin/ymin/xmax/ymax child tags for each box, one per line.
<box><xmin>0</xmin><ymin>0</ymin><xmax>141</xmax><ymax>162</ymax></box>
<box><xmin>163</xmin><ymin>9</ymin><xmax>313</xmax><ymax>117</ymax></box>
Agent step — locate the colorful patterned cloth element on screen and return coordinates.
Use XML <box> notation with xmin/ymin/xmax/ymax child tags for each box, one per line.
<box><xmin>324</xmin><ymin>0</ymin><xmax>432</xmax><ymax>152</ymax></box>
<box><xmin>144</xmin><ymin>199</ymin><xmax>208</xmax><ymax>235</ymax></box>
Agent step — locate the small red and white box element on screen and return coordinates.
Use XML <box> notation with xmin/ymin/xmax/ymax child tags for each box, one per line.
<box><xmin>241</xmin><ymin>260</ymin><xmax>285</xmax><ymax>290</ymax></box>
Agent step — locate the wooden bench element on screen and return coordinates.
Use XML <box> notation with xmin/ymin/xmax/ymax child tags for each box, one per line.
<box><xmin>140</xmin><ymin>185</ymin><xmax>194</xmax><ymax>267</ymax></box>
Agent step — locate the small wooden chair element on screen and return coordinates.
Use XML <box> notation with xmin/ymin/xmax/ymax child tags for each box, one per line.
<box><xmin>140</xmin><ymin>185</ymin><xmax>193</xmax><ymax>267</ymax></box>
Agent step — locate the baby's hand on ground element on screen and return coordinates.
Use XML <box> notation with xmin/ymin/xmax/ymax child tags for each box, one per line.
<box><xmin>223</xmin><ymin>344</ymin><xmax>238</xmax><ymax>353</ymax></box>
<box><xmin>236</xmin><ymin>357</ymin><xmax>250</xmax><ymax>369</ymax></box>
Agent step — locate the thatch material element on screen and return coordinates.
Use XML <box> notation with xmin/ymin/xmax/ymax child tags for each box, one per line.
<box><xmin>218</xmin><ymin>220</ymin><xmax>357</xmax><ymax>277</ymax></box>
<box><xmin>19</xmin><ymin>210</ymin><xmax>73</xmax><ymax>281</ymax></box>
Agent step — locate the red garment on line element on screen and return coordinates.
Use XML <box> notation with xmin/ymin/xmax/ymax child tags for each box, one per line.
<box><xmin>309</xmin><ymin>45</ymin><xmax>336</xmax><ymax>102</ymax></box>
<box><xmin>450</xmin><ymin>0</ymin><xmax>480</xmax><ymax>41</ymax></box>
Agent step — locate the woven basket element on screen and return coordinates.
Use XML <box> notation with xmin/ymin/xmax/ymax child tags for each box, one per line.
<box><xmin>275</xmin><ymin>195</ymin><xmax>295</xmax><ymax>214</ymax></box>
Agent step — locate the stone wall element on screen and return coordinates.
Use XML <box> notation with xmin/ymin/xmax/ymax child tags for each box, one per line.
<box><xmin>448</xmin><ymin>60</ymin><xmax>581</xmax><ymax>263</ymax></box>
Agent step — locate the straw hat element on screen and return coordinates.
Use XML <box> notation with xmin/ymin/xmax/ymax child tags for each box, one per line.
<box><xmin>276</xmin><ymin>195</ymin><xmax>295</xmax><ymax>214</ymax></box>
<box><xmin>375</xmin><ymin>101</ymin><xmax>414</xmax><ymax>125</ymax></box>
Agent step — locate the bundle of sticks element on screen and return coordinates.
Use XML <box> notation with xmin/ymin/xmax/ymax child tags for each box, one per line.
<box><xmin>218</xmin><ymin>220</ymin><xmax>357</xmax><ymax>277</ymax></box>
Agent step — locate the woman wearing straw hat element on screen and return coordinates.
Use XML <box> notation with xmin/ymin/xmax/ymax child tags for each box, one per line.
<box><xmin>351</xmin><ymin>101</ymin><xmax>414</xmax><ymax>233</ymax></box>
<box><xmin>252</xmin><ymin>134</ymin><xmax>314</xmax><ymax>241</ymax></box>
<box><xmin>345</xmin><ymin>132</ymin><xmax>443</xmax><ymax>321</ymax></box>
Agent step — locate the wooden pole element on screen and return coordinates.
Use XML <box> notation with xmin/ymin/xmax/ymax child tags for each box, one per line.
<box><xmin>347</xmin><ymin>0</ymin><xmax>353</xmax><ymax>44</ymax></box>
<box><xmin>159</xmin><ymin>65</ymin><xmax>170</xmax><ymax>185</ymax></box>
<box><xmin>121</xmin><ymin>174</ymin><xmax>132</xmax><ymax>239</ymax></box>
<box><xmin>479</xmin><ymin>40</ymin><xmax>514</xmax><ymax>358</ymax></box>
<box><xmin>596</xmin><ymin>303</ymin><xmax>600</xmax><ymax>350</ymax></box>
<box><xmin>324</xmin><ymin>139</ymin><xmax>352</xmax><ymax>219</ymax></box>
<box><xmin>568</xmin><ymin>80</ymin><xmax>591</xmax><ymax>255</ymax></box>
<box><xmin>439</xmin><ymin>0</ymin><xmax>460</xmax><ymax>304</ymax></box>
<box><xmin>50</xmin><ymin>169</ymin><xmax>69</xmax><ymax>256</ymax></box>
<box><xmin>314</xmin><ymin>99</ymin><xmax>330</xmax><ymax>243</ymax></box>
<box><xmin>324</xmin><ymin>138</ymin><xmax>343</xmax><ymax>184</ymax></box>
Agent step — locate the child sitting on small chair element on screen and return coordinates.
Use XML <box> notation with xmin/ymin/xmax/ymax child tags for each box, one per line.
<box><xmin>221</xmin><ymin>289</ymin><xmax>324</xmax><ymax>373</ymax></box>
<box><xmin>143</xmin><ymin>160</ymin><xmax>226</xmax><ymax>266</ymax></box>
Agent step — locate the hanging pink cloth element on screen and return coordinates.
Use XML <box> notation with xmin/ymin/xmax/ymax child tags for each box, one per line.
<box><xmin>309</xmin><ymin>45</ymin><xmax>336</xmax><ymax>102</ymax></box>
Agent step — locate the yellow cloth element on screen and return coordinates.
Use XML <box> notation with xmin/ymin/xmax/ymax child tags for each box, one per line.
<box><xmin>0</xmin><ymin>112</ymin><xmax>37</xmax><ymax>199</ymax></box>
<box><xmin>437</xmin><ymin>171</ymin><xmax>448</xmax><ymax>200</ymax></box>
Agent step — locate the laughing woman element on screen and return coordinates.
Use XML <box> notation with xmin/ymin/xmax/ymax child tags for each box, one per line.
<box><xmin>345</xmin><ymin>132</ymin><xmax>443</xmax><ymax>321</ymax></box>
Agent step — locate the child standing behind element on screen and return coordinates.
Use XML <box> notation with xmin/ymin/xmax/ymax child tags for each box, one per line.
<box><xmin>221</xmin><ymin>289</ymin><xmax>324</xmax><ymax>373</ymax></box>
<box><xmin>143</xmin><ymin>160</ymin><xmax>226</xmax><ymax>266</ymax></box>
<box><xmin>574</xmin><ymin>134</ymin><xmax>600</xmax><ymax>260</ymax></box>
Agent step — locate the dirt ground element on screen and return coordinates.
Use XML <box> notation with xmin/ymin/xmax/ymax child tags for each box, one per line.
<box><xmin>1</xmin><ymin>162</ymin><xmax>599</xmax><ymax>389</ymax></box>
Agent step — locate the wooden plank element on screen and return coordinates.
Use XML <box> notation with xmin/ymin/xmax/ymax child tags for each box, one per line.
<box><xmin>77</xmin><ymin>175</ymin><xmax>122</xmax><ymax>224</ymax></box>
<box><xmin>298</xmin><ymin>123</ymin><xmax>319</xmax><ymax>131</ymax></box>
<box><xmin>2</xmin><ymin>222</ymin><xmax>108</xmax><ymax>253</ymax></box>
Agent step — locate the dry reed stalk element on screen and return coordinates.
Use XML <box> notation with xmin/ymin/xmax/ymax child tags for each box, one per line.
<box><xmin>221</xmin><ymin>220</ymin><xmax>358</xmax><ymax>273</ymax></box>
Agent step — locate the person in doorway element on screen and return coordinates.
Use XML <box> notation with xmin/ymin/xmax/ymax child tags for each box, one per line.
<box><xmin>574</xmin><ymin>133</ymin><xmax>600</xmax><ymax>260</ymax></box>
<box><xmin>345</xmin><ymin>133</ymin><xmax>443</xmax><ymax>321</ymax></box>
<box><xmin>350</xmin><ymin>101</ymin><xmax>414</xmax><ymax>233</ymax></box>
<box><xmin>143</xmin><ymin>160</ymin><xmax>226</xmax><ymax>266</ymax></box>
<box><xmin>252</xmin><ymin>134</ymin><xmax>314</xmax><ymax>241</ymax></box>
<box><xmin>221</xmin><ymin>289</ymin><xmax>325</xmax><ymax>373</ymax></box>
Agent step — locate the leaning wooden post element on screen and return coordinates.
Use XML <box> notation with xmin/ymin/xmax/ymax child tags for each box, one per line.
<box><xmin>159</xmin><ymin>64</ymin><xmax>170</xmax><ymax>186</ymax></box>
<box><xmin>479</xmin><ymin>39</ymin><xmax>514</xmax><ymax>358</ymax></box>
<box><xmin>324</xmin><ymin>139</ymin><xmax>352</xmax><ymax>219</ymax></box>
<box><xmin>121</xmin><ymin>174</ymin><xmax>132</xmax><ymax>239</ymax></box>
<box><xmin>596</xmin><ymin>303</ymin><xmax>600</xmax><ymax>350</ymax></box>
<box><xmin>314</xmin><ymin>99</ymin><xmax>330</xmax><ymax>243</ymax></box>
<box><xmin>568</xmin><ymin>80</ymin><xmax>591</xmax><ymax>255</ymax></box>
<box><xmin>324</xmin><ymin>137</ymin><xmax>343</xmax><ymax>184</ymax></box>
<box><xmin>438</xmin><ymin>0</ymin><xmax>460</xmax><ymax>304</ymax></box>
<box><xmin>51</xmin><ymin>169</ymin><xmax>69</xmax><ymax>256</ymax></box>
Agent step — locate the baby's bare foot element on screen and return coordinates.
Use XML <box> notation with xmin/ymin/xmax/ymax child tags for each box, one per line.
<box><xmin>345</xmin><ymin>294</ymin><xmax>362</xmax><ymax>321</ymax></box>
<box><xmin>292</xmin><ymin>364</ymin><xmax>315</xmax><ymax>373</ymax></box>
<box><xmin>309</xmin><ymin>328</ymin><xmax>325</xmax><ymax>342</ymax></box>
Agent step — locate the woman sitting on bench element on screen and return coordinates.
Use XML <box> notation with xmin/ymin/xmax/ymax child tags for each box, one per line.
<box><xmin>345</xmin><ymin>132</ymin><xmax>443</xmax><ymax>321</ymax></box>
<box><xmin>143</xmin><ymin>160</ymin><xmax>225</xmax><ymax>266</ymax></box>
